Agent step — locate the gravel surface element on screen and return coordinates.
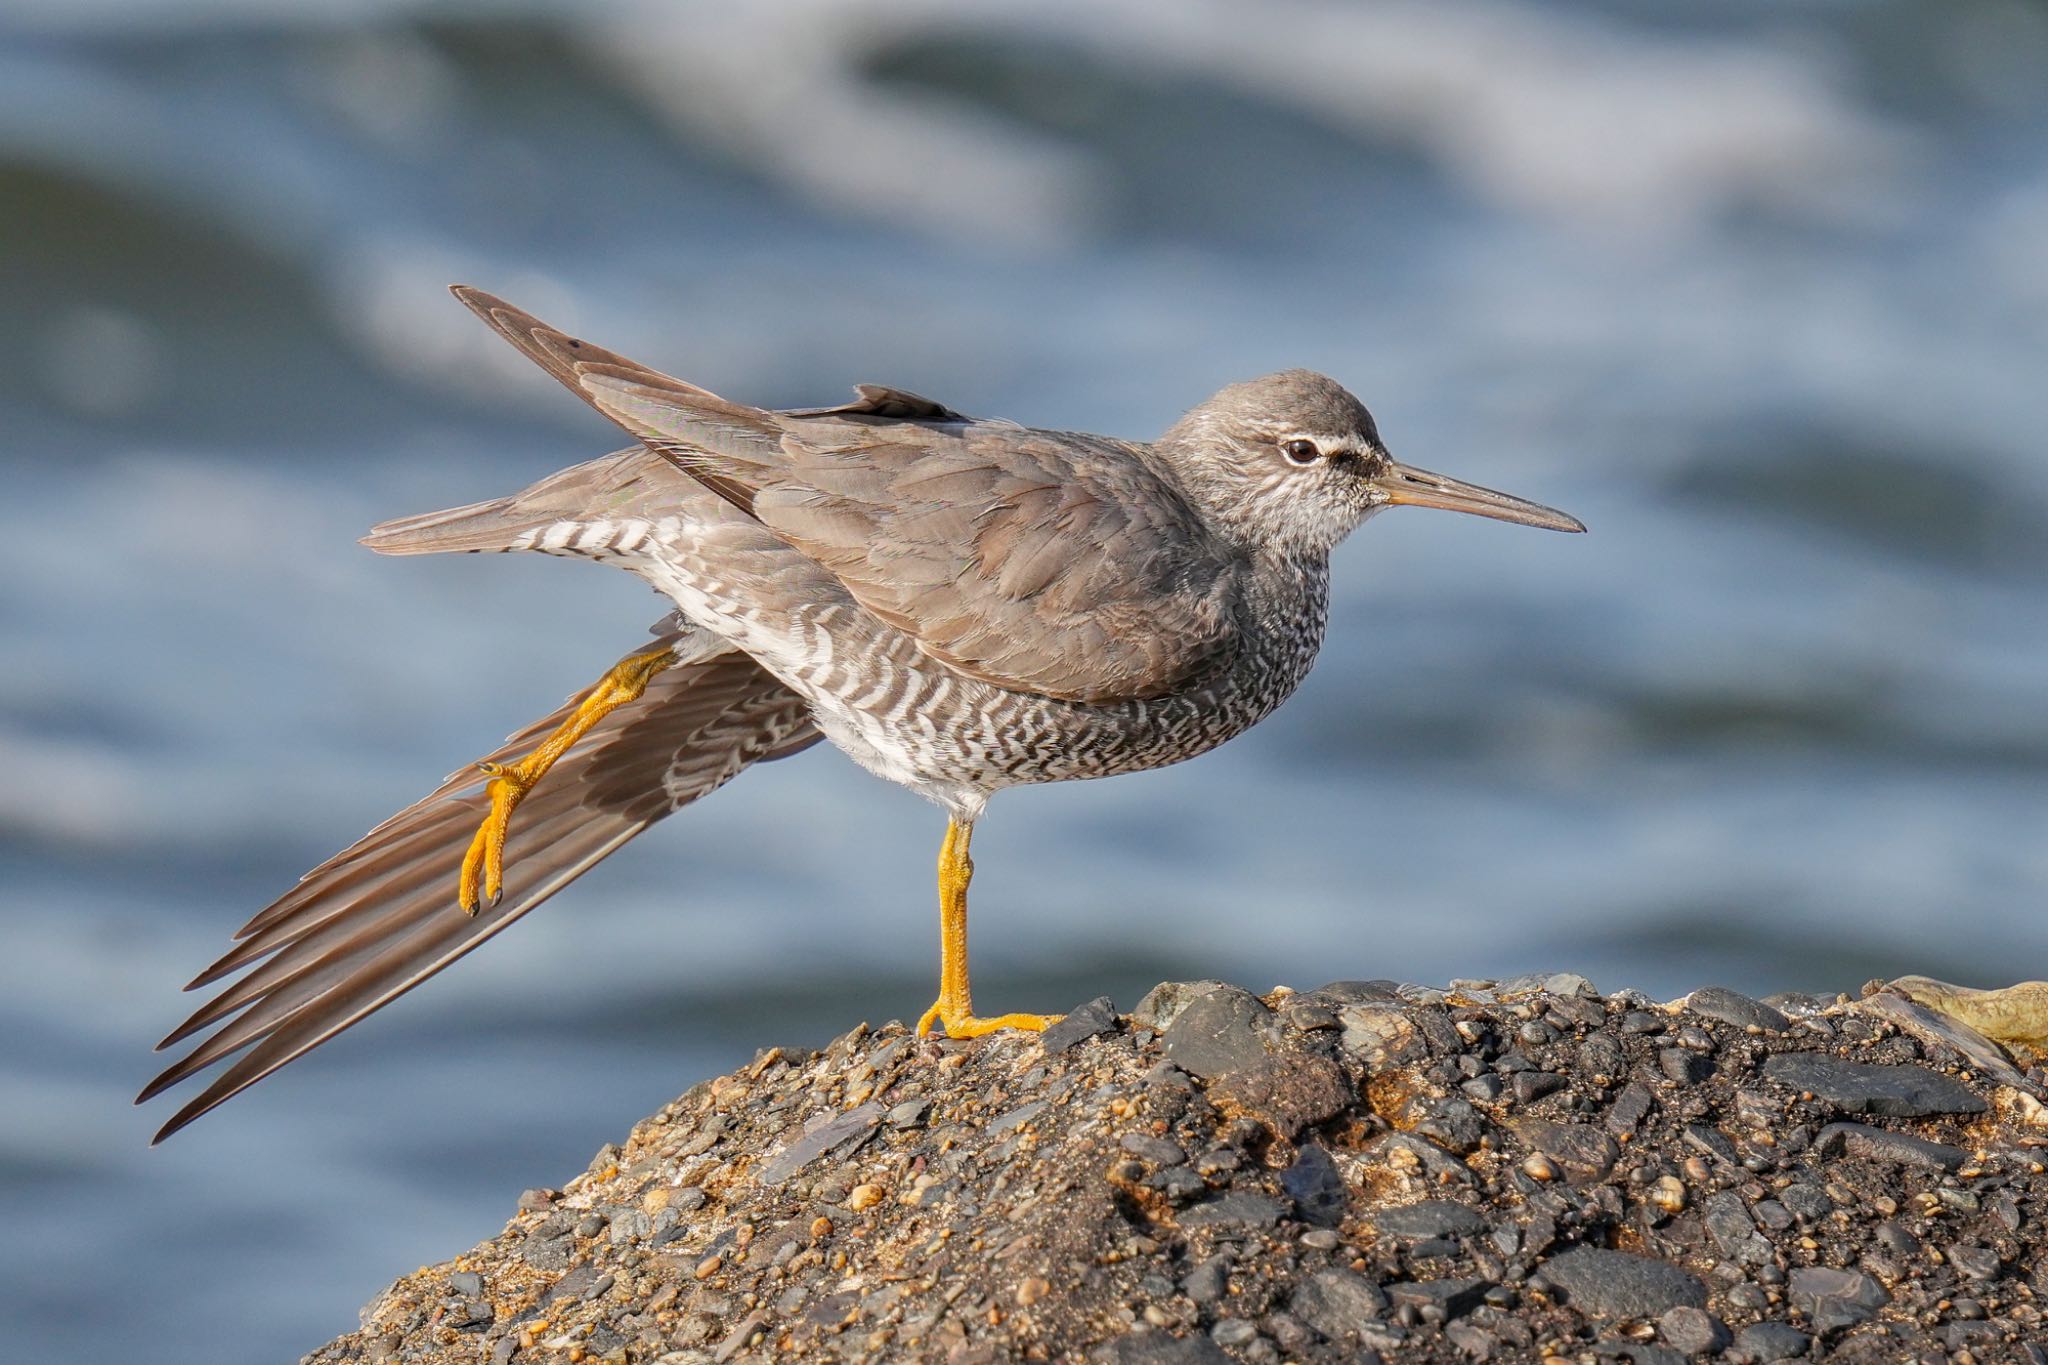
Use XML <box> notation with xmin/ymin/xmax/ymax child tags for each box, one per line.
<box><xmin>307</xmin><ymin>977</ymin><xmax>2048</xmax><ymax>1364</ymax></box>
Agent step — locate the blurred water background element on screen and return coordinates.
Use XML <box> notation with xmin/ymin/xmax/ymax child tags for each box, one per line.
<box><xmin>3</xmin><ymin>0</ymin><xmax>2047</xmax><ymax>1358</ymax></box>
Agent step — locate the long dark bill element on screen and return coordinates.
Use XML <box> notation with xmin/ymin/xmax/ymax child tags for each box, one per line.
<box><xmin>1374</xmin><ymin>461</ymin><xmax>1585</xmax><ymax>533</ymax></box>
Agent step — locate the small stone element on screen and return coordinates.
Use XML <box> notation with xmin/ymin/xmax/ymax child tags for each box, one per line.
<box><xmin>1788</xmin><ymin>1266</ymin><xmax>1887</xmax><ymax>1332</ymax></box>
<box><xmin>1512</xmin><ymin>1071</ymin><xmax>1567</xmax><ymax>1105</ymax></box>
<box><xmin>1041</xmin><ymin>996</ymin><xmax>1119</xmax><ymax>1053</ymax></box>
<box><xmin>1179</xmin><ymin>1191</ymin><xmax>1288</xmax><ymax>1229</ymax></box>
<box><xmin>1129</xmin><ymin>979</ymin><xmax>1232</xmax><ymax>1032</ymax></box>
<box><xmin>1515</xmin><ymin>1120</ymin><xmax>1619</xmax><ymax>1184</ymax></box>
<box><xmin>1522</xmin><ymin>1153</ymin><xmax>1559</xmax><ymax>1182</ymax></box>
<box><xmin>1812</xmin><ymin>1122</ymin><xmax>1966</xmax><ymax>1172</ymax></box>
<box><xmin>1730</xmin><ymin>1320</ymin><xmax>1808</xmax><ymax>1362</ymax></box>
<box><xmin>447</xmin><ymin>1272</ymin><xmax>483</xmax><ymax>1297</ymax></box>
<box><xmin>1300</xmin><ymin>1227</ymin><xmax>1340</xmax><ymax>1250</ymax></box>
<box><xmin>846</xmin><ymin>1182</ymin><xmax>885</xmax><ymax>1211</ymax></box>
<box><xmin>1606</xmin><ymin>1081</ymin><xmax>1656</xmax><ymax>1137</ymax></box>
<box><xmin>1946</xmin><ymin>1245</ymin><xmax>2000</xmax><ymax>1281</ymax></box>
<box><xmin>1017</xmin><ymin>1276</ymin><xmax>1051</xmax><ymax>1307</ymax></box>
<box><xmin>1120</xmin><ymin>1133</ymin><xmax>1188</xmax><ymax>1165</ymax></box>
<box><xmin>887</xmin><ymin>1099</ymin><xmax>930</xmax><ymax>1128</ymax></box>
<box><xmin>1386</xmin><ymin>1277</ymin><xmax>1490</xmax><ymax>1321</ymax></box>
<box><xmin>1660</xmin><ymin>1048</ymin><xmax>1713</xmax><ymax>1086</ymax></box>
<box><xmin>1161</xmin><ymin>986</ymin><xmax>1276</xmax><ymax>1079</ymax></box>
<box><xmin>573</xmin><ymin>1212</ymin><xmax>607</xmax><ymax>1238</ymax></box>
<box><xmin>1762</xmin><ymin>1054</ymin><xmax>1986</xmax><ymax>1118</ymax></box>
<box><xmin>1291</xmin><ymin>1268</ymin><xmax>1390</xmax><ymax>1339</ymax></box>
<box><xmin>1280</xmin><ymin>1143</ymin><xmax>1349</xmax><ymax>1227</ymax></box>
<box><xmin>1703</xmin><ymin>1192</ymin><xmax>1773</xmax><ymax>1266</ymax></box>
<box><xmin>1541</xmin><ymin>1248</ymin><xmax>1707</xmax><ymax>1319</ymax></box>
<box><xmin>1095</xmin><ymin>1331</ymin><xmax>1234</xmax><ymax>1365</ymax></box>
<box><xmin>1687</xmin><ymin>986</ymin><xmax>1790</xmax><ymax>1033</ymax></box>
<box><xmin>1375</xmin><ymin>1200</ymin><xmax>1488</xmax><ymax>1241</ymax></box>
<box><xmin>1648</xmin><ymin>1175</ymin><xmax>1686</xmax><ymax>1214</ymax></box>
<box><xmin>760</xmin><ymin>1102</ymin><xmax>884</xmax><ymax>1185</ymax></box>
<box><xmin>1209</xmin><ymin>1318</ymin><xmax>1259</xmax><ymax>1348</ymax></box>
<box><xmin>1183</xmin><ymin>1255</ymin><xmax>1231</xmax><ymax>1305</ymax></box>
<box><xmin>516</xmin><ymin>1188</ymin><xmax>556</xmax><ymax>1213</ymax></box>
<box><xmin>1210</xmin><ymin>1052</ymin><xmax>1352</xmax><ymax>1137</ymax></box>
<box><xmin>1658</xmin><ymin>1306</ymin><xmax>1732</xmax><ymax>1353</ymax></box>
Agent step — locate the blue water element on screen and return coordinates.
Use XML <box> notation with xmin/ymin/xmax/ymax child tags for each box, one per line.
<box><xmin>3</xmin><ymin>1</ymin><xmax>2047</xmax><ymax>1359</ymax></box>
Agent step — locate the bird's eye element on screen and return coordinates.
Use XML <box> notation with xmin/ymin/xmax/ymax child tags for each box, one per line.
<box><xmin>1280</xmin><ymin>439</ymin><xmax>1321</xmax><ymax>466</ymax></box>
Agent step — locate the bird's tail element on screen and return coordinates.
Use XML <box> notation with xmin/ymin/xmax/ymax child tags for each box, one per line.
<box><xmin>360</xmin><ymin>447</ymin><xmax>683</xmax><ymax>557</ymax></box>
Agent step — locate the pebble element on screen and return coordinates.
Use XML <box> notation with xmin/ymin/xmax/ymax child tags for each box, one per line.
<box><xmin>1812</xmin><ymin>1121</ymin><xmax>1967</xmax><ymax>1172</ymax></box>
<box><xmin>1687</xmin><ymin>986</ymin><xmax>1791</xmax><ymax>1033</ymax></box>
<box><xmin>1040</xmin><ymin>996</ymin><xmax>1118</xmax><ymax>1053</ymax></box>
<box><xmin>1515</xmin><ymin>1120</ymin><xmax>1619</xmax><ymax>1183</ymax></box>
<box><xmin>1660</xmin><ymin>1047</ymin><xmax>1713</xmax><ymax>1085</ymax></box>
<box><xmin>1374</xmin><ymin>1199</ymin><xmax>1488</xmax><ymax>1241</ymax></box>
<box><xmin>1278</xmin><ymin>1143</ymin><xmax>1348</xmax><ymax>1227</ymax></box>
<box><xmin>1120</xmin><ymin>1132</ymin><xmax>1187</xmax><ymax>1165</ymax></box>
<box><xmin>1658</xmin><ymin>1305</ymin><xmax>1732</xmax><ymax>1353</ymax></box>
<box><xmin>1730</xmin><ymin>1320</ymin><xmax>1809</xmax><ymax>1362</ymax></box>
<box><xmin>1097</xmin><ymin>1333</ymin><xmax>1234</xmax><ymax>1365</ymax></box>
<box><xmin>1289</xmin><ymin>1267</ymin><xmax>1389</xmax><ymax>1338</ymax></box>
<box><xmin>1160</xmin><ymin>985</ymin><xmax>1275</xmax><ymax>1079</ymax></box>
<box><xmin>1177</xmin><ymin>1191</ymin><xmax>1287</xmax><ymax>1229</ymax></box>
<box><xmin>1788</xmin><ymin>1265</ymin><xmax>1887</xmax><ymax>1331</ymax></box>
<box><xmin>1181</xmin><ymin>1255</ymin><xmax>1231</xmax><ymax>1305</ymax></box>
<box><xmin>1540</xmin><ymin>1247</ymin><xmax>1707</xmax><ymax>1319</ymax></box>
<box><xmin>1762</xmin><ymin>1053</ymin><xmax>1987</xmax><ymax>1118</ymax></box>
<box><xmin>1385</xmin><ymin>1277</ymin><xmax>1490</xmax><ymax>1321</ymax></box>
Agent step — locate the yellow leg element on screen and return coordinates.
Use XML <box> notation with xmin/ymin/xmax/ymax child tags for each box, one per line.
<box><xmin>456</xmin><ymin>646</ymin><xmax>676</xmax><ymax>913</ymax></box>
<box><xmin>915</xmin><ymin>819</ymin><xmax>1058</xmax><ymax>1039</ymax></box>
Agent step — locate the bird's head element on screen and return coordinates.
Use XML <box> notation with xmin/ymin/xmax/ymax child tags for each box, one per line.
<box><xmin>1157</xmin><ymin>370</ymin><xmax>1583</xmax><ymax>557</ymax></box>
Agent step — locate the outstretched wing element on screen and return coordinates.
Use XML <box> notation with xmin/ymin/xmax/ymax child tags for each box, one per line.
<box><xmin>451</xmin><ymin>287</ymin><xmax>1243</xmax><ymax>705</ymax></box>
<box><xmin>140</xmin><ymin>627</ymin><xmax>818</xmax><ymax>1142</ymax></box>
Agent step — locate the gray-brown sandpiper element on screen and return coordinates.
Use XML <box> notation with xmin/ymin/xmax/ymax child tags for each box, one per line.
<box><xmin>140</xmin><ymin>287</ymin><xmax>1582</xmax><ymax>1141</ymax></box>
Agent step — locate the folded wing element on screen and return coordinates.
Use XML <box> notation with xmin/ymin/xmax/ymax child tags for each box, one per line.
<box><xmin>452</xmin><ymin>288</ymin><xmax>1243</xmax><ymax>705</ymax></box>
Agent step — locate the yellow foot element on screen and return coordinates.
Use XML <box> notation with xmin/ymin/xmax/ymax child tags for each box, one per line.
<box><xmin>457</xmin><ymin>761</ymin><xmax>535</xmax><ymax>913</ymax></box>
<box><xmin>915</xmin><ymin>1003</ymin><xmax>1058</xmax><ymax>1040</ymax></box>
<box><xmin>453</xmin><ymin>645</ymin><xmax>676</xmax><ymax>914</ymax></box>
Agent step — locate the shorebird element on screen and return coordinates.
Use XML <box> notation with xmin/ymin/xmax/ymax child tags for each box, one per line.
<box><xmin>140</xmin><ymin>288</ymin><xmax>1583</xmax><ymax>1141</ymax></box>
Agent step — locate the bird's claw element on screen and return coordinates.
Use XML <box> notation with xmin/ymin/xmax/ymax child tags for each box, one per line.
<box><xmin>457</xmin><ymin>760</ymin><xmax>535</xmax><ymax>914</ymax></box>
<box><xmin>915</xmin><ymin>1002</ymin><xmax>1058</xmax><ymax>1040</ymax></box>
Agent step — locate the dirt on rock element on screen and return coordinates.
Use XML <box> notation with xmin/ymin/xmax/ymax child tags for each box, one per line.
<box><xmin>306</xmin><ymin>976</ymin><xmax>2048</xmax><ymax>1364</ymax></box>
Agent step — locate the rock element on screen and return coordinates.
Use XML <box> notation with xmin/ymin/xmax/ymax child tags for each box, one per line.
<box><xmin>1660</xmin><ymin>1048</ymin><xmax>1713</xmax><ymax>1085</ymax></box>
<box><xmin>1514</xmin><ymin>1120</ymin><xmax>1619</xmax><ymax>1184</ymax></box>
<box><xmin>758</xmin><ymin>1102</ymin><xmax>883</xmax><ymax>1185</ymax></box>
<box><xmin>1605</xmin><ymin>1081</ymin><xmax>1655</xmax><ymax>1137</ymax></box>
<box><xmin>1129</xmin><ymin>980</ymin><xmax>1231</xmax><ymax>1032</ymax></box>
<box><xmin>1279</xmin><ymin>1143</ymin><xmax>1349</xmax><ymax>1227</ymax></box>
<box><xmin>1120</xmin><ymin>1133</ymin><xmax>1187</xmax><ymax>1165</ymax></box>
<box><xmin>1341</xmin><ymin>1003</ymin><xmax>1430</xmax><ymax>1069</ymax></box>
<box><xmin>1787</xmin><ymin>1266</ymin><xmax>1887</xmax><ymax>1332</ymax></box>
<box><xmin>1856</xmin><ymin>988</ymin><xmax>2042</xmax><ymax>1095</ymax></box>
<box><xmin>1686</xmin><ymin>986</ymin><xmax>1791</xmax><ymax>1033</ymax></box>
<box><xmin>1761</xmin><ymin>1054</ymin><xmax>1986</xmax><ymax>1118</ymax></box>
<box><xmin>1290</xmin><ymin>1267</ymin><xmax>1389</xmax><ymax>1339</ymax></box>
<box><xmin>1374</xmin><ymin>1200</ymin><xmax>1488</xmax><ymax>1241</ymax></box>
<box><xmin>304</xmin><ymin>975</ymin><xmax>2048</xmax><ymax>1365</ymax></box>
<box><xmin>1094</xmin><ymin>1332</ymin><xmax>1234</xmax><ymax>1365</ymax></box>
<box><xmin>1178</xmin><ymin>1191</ymin><xmax>1288</xmax><ymax>1230</ymax></box>
<box><xmin>1812</xmin><ymin>1122</ymin><xmax>1967</xmax><ymax>1172</ymax></box>
<box><xmin>1658</xmin><ymin>1305</ymin><xmax>1732</xmax><ymax>1353</ymax></box>
<box><xmin>1730</xmin><ymin>1320</ymin><xmax>1809</xmax><ymax>1361</ymax></box>
<box><xmin>1209</xmin><ymin>1052</ymin><xmax>1351</xmax><ymax>1137</ymax></box>
<box><xmin>1159</xmin><ymin>985</ymin><xmax>1275</xmax><ymax>1079</ymax></box>
<box><xmin>1541</xmin><ymin>1247</ymin><xmax>1707</xmax><ymax>1319</ymax></box>
<box><xmin>1702</xmin><ymin>1191</ymin><xmax>1773</xmax><ymax>1265</ymax></box>
<box><xmin>1386</xmin><ymin>1277</ymin><xmax>1490</xmax><ymax>1320</ymax></box>
<box><xmin>1042</xmin><ymin>996</ymin><xmax>1119</xmax><ymax>1053</ymax></box>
